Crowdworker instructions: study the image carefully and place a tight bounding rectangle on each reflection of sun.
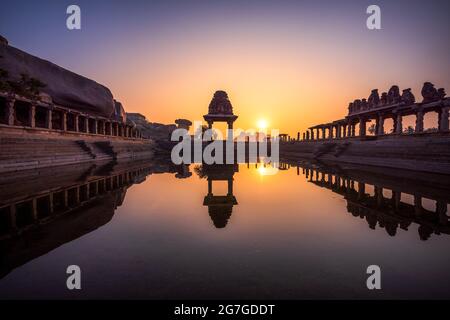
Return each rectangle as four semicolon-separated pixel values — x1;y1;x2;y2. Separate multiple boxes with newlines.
257;119;268;130
257;166;267;176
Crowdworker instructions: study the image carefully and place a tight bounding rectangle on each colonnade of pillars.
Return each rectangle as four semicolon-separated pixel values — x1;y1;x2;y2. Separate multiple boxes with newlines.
0;96;143;139
299;166;449;226
0;167;149;235
300;106;449;141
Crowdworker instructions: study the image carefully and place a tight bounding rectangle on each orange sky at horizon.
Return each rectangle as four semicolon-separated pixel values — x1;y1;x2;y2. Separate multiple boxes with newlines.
7;1;447;137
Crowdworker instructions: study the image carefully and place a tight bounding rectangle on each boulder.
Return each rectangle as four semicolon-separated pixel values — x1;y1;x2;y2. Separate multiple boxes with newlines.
0;37;115;118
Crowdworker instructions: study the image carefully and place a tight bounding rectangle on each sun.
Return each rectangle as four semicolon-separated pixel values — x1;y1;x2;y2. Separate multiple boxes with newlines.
257;119;268;130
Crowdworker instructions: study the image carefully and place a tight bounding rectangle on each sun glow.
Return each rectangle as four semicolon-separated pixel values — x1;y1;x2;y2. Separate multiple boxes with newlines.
257;119;268;130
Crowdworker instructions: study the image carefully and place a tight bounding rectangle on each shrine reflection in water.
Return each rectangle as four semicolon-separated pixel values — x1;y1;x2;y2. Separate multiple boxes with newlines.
0;158;449;299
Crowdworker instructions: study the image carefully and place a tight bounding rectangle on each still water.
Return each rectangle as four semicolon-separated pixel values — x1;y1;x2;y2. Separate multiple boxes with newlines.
0;159;449;299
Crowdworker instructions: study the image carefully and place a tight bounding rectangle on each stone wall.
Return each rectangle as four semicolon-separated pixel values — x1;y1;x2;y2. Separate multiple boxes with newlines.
0;127;155;173
280;133;450;174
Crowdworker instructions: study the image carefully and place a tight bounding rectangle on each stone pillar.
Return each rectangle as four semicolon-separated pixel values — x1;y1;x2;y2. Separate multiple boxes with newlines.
7;98;15;126
84;117;89;133
415;110;424;133
395;113;403;134
310;129;314;140
377;115;384;135
438;107;449;132
93;119;98;134
74;115;79;132
351;124;356;137
336;125;341;138
62;112;67;131
342;125;347;138
302;132;305;140
228;121;234;140
46;108;52;129
321;127;325;140
29;104;36;128
306;131;310;140
359;118;366;137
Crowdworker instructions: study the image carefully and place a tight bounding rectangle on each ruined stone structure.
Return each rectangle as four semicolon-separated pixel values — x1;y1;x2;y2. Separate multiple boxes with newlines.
198;164;238;228
0;36;149;172
280;160;450;241
279;83;450;174
0;159;187;279
300;83;449;140
175;118;193;131
204;91;238;140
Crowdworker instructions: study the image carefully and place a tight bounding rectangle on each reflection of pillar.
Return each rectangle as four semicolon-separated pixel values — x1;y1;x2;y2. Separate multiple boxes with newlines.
31;198;37;220
375;186;383;207
49;193;54;214
414;195;422;216
392;191;401;210
358;182;365;199
207;179;212;195
436;200;448;224
415;110;424;133
10;205;17;229
227;178;233;196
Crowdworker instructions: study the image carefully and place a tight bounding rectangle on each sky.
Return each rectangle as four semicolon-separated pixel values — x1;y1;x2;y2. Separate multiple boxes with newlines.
1;0;449;135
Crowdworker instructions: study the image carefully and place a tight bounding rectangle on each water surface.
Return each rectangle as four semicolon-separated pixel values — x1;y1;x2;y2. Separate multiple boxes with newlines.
0;160;449;299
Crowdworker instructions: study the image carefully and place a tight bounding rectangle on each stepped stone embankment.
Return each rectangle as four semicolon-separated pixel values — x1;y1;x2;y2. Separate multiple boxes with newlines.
0;127;155;173
280;132;450;174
